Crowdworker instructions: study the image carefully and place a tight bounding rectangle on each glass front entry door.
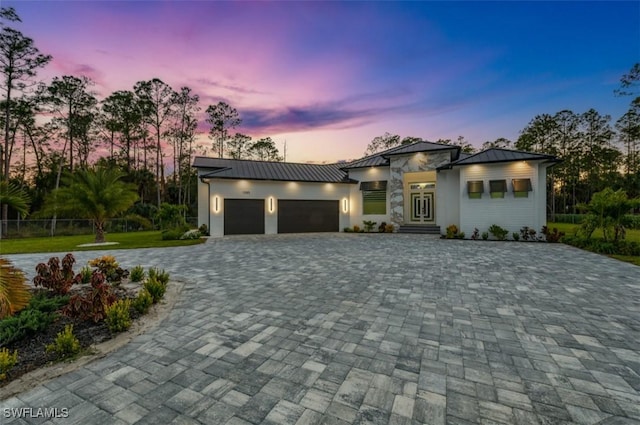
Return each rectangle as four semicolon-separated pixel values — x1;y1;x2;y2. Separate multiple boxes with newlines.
409;182;435;223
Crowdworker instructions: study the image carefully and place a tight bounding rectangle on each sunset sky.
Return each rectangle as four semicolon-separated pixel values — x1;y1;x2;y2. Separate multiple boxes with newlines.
6;1;639;163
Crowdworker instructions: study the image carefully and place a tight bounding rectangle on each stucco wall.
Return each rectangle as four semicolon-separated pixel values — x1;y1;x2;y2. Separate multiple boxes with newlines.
435;169;460;229
199;178;353;237
389;152;451;226
346;167;391;229
458;161;545;237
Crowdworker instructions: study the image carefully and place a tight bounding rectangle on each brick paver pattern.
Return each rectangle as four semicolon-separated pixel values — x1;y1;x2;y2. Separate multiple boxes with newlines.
2;234;640;424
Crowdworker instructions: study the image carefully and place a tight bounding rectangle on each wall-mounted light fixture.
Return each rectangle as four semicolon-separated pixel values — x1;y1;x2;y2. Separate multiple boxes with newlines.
213;196;220;213
268;197;275;213
342;198;349;213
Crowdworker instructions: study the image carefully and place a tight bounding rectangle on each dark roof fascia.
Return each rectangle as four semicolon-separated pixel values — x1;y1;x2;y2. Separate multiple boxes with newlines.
437;155;560;171
202;175;358;184
341;163;389;171
381;145;458;159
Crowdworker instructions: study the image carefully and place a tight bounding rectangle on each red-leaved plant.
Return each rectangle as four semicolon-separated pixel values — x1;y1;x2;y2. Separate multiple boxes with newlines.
33;254;81;295
63;271;116;322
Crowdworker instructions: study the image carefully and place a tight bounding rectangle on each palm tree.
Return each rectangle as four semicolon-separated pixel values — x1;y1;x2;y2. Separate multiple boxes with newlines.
0;257;30;319
42;167;139;243
0;180;30;238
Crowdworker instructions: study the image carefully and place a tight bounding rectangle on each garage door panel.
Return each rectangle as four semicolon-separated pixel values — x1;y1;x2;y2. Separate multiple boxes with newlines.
224;199;265;235
278;200;339;233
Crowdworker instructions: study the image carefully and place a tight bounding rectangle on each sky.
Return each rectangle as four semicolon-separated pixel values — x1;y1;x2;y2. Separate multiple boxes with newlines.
5;1;640;163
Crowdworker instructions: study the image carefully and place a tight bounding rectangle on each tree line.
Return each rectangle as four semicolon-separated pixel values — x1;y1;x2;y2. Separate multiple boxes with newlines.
0;7;283;233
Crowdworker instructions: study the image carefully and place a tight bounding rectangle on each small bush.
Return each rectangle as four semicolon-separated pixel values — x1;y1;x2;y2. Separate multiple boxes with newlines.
488;224;509;241
343;227;352;233
143;277;166;303
512;232;520;241
161;228;185;240
63;272;116;322
180;229;201;240
481;231;489;240
378;222;387;232
445;224;459;239
520;226;537;241
79;266;93;284
362;220;377;232
133;289;153;314
541;226;565;243
353;225;361;233
46;325;81;359
0;348;18;380
105;299;132;333
563;236;640;256
384;224;394;233
89;255;128;283
148;268;170;286
33;253;79;295
198;223;210;236
130;266;145;283
471;228;480;240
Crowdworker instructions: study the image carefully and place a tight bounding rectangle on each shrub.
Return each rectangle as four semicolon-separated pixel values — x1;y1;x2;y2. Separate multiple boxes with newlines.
27;292;69;313
552;214;585;224
0;258;31;319
161;228;186;240
46;325;81;359
133;289;153;314
458;232;465;239
130;266;145;283
384;224;394;233
198;223;210;236
0;348;18;380
362;220;377;232
105;299;132;333
481;231;489;240
445;224;459;239
79;266;93;284
156;203;187;230
63;271;116;322
520;226;537;241
563;236;640;256
541;226;565;243
378;222;387;232
488;224;509;241
343;227;352;233
89;255;128;283
0;309;55;345
512;232;520;241
143;277;166;304
148;268;170;286
471;228;480;240
33;253;79;295
180;229;201;240
353;225;361;233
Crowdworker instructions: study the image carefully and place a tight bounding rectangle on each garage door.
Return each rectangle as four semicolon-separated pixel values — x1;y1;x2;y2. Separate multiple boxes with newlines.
224;199;265;235
278;200;339;233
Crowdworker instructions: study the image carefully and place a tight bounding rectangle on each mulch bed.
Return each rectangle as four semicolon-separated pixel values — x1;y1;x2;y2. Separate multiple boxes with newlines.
1;285;140;387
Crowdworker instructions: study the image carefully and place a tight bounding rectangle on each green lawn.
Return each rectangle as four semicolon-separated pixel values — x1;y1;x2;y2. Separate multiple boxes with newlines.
0;231;205;255
548;222;640;266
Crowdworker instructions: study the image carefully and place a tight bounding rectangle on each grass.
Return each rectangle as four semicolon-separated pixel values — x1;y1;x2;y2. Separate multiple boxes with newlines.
0;231;205;255
548;222;639;266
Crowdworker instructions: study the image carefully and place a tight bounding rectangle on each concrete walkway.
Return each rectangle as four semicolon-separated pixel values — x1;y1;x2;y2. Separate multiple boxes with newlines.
2;234;640;424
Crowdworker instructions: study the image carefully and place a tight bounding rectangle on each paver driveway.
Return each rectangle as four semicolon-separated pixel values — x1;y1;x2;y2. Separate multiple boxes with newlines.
2;234;640;424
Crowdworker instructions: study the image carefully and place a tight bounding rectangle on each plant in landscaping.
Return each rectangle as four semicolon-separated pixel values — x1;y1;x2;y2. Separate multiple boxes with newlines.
46;325;81;359
0;293;68;345
143;277;166;303
0;348;18;380
0;258;31;319
445;224;459;239
353;225;361;233
384;224;394;233
512;232;520;241
105;299;132;333
88;255;128;283
471;228;480;240
33;253;79;295
578;188;640;242
79;266;93;284
378;222;387;232
481;231;489;240
180;229;201;240
541;226;565;243
362;220;377;232
63;271;116;322
343;227;352;233
198;224;210;236
148;268;169;286
488;224;509;241
133;289;153;314
130;266;145;283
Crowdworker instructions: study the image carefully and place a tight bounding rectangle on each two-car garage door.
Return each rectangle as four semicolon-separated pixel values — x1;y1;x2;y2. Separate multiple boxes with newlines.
223;199;339;235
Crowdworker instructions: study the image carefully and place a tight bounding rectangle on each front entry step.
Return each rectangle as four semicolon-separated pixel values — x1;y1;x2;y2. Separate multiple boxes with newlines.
397;224;441;235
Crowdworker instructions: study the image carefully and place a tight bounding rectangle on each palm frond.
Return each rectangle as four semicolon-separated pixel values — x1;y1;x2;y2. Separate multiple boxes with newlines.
0;257;31;319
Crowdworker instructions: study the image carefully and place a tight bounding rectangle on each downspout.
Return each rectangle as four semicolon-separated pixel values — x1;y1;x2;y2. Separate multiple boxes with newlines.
200;177;211;235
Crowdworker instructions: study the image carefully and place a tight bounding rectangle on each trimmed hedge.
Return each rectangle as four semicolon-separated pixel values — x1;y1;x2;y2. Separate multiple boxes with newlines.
563;236;640;256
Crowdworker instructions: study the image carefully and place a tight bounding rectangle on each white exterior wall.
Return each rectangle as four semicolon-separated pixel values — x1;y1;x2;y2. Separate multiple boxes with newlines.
458;161;545;237
201;178;352;237
197;176;210;232
435;169;460;230
346;167;391;229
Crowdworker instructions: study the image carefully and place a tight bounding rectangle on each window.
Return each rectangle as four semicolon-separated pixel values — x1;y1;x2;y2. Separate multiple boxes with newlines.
512;179;532;198
360;181;387;215
467;180;484;199
489;180;507;198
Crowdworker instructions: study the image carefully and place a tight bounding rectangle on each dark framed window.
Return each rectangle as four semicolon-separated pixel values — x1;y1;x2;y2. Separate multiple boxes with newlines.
512;179;532;198
489;180;507;198
362;191;386;214
467;180;484;199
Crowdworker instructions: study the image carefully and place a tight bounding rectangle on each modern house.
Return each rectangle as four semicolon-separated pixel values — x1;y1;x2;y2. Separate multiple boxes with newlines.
194;141;559;237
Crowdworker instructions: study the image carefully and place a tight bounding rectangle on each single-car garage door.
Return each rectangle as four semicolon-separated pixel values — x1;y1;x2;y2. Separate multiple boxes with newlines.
278;200;339;233
224;199;265;235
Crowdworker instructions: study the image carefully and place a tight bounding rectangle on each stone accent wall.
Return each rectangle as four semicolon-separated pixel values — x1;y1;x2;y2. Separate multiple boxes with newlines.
389;152;452;227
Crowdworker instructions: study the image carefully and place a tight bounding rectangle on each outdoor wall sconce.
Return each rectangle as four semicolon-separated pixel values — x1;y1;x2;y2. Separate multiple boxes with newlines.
268;197;275;213
213;196;220;213
342;198;349;213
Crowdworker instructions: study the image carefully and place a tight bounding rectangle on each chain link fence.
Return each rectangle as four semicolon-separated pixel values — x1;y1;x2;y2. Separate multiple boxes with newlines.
1;217;198;239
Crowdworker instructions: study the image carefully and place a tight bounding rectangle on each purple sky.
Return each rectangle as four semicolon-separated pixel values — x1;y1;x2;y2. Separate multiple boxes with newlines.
7;1;640;163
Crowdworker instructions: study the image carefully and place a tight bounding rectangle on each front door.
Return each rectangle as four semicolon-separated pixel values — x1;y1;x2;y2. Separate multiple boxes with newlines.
409;183;435;223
